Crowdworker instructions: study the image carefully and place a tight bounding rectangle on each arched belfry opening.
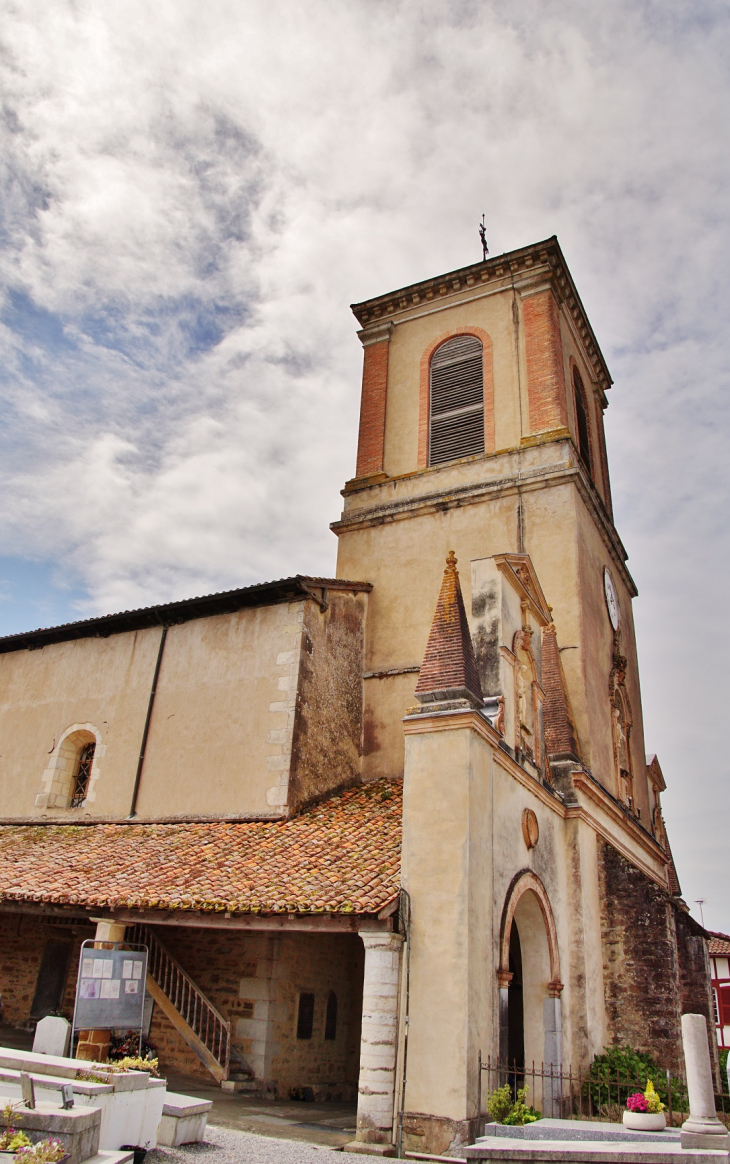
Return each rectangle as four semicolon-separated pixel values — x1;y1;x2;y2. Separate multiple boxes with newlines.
498;871;563;1114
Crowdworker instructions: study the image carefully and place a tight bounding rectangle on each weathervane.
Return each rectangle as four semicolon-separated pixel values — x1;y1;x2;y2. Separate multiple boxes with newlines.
479;214;489;261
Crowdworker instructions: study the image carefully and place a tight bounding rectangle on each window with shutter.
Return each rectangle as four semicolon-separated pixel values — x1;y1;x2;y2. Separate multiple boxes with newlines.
429;335;485;466
719;985;730;1026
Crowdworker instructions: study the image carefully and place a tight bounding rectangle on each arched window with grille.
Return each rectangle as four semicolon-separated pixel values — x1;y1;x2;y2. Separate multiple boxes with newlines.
429;335;485;466
573;368;592;475
70;741;95;808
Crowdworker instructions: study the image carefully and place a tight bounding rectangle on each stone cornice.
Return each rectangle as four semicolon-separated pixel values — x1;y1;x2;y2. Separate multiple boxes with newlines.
333;448;637;597
403;707;564;816
350;236;613;395
568;769;669;884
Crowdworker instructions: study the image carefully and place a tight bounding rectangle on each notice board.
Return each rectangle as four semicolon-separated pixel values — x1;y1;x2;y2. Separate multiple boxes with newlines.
73;942;148;1031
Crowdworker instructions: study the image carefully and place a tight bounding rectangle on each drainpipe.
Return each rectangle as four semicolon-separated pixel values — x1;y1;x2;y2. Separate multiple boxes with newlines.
396;888;412;1158
128;625;168;818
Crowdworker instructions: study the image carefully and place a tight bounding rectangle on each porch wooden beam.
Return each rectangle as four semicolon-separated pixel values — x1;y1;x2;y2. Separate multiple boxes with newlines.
0;900;393;933
113;910;392;933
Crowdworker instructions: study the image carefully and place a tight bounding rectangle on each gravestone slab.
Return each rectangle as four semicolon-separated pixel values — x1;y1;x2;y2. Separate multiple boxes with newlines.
32;1015;71;1058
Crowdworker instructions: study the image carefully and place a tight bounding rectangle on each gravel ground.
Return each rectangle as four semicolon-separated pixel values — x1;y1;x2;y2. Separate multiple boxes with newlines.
147;1123;369;1164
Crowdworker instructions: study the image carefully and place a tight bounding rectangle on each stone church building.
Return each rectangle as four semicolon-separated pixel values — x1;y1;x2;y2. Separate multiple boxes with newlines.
0;237;713;1154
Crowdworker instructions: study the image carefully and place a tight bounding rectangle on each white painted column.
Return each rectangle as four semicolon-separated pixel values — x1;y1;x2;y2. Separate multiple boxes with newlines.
680;1012;729;1150
351;929;403;1151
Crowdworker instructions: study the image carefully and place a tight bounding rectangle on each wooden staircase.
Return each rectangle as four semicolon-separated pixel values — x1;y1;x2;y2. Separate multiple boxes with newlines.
126;923;252;1085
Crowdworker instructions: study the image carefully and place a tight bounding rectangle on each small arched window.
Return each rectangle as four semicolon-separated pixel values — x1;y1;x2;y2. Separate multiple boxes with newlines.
324;991;337;1040
573;368;592;474
70;742;95;808
429;335;484;466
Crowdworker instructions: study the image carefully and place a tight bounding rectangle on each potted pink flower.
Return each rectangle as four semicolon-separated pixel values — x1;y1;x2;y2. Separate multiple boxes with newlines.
623;1079;666;1131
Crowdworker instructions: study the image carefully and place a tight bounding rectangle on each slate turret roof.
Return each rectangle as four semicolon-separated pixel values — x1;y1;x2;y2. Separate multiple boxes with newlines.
415;551;483;707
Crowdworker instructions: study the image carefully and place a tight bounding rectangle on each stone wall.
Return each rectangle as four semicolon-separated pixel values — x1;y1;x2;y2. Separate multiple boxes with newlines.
598;839;713;1074
0;913;90;1027
148;925;364;1096
288;591;367;812
0;914;365;1099
147;1008;211;1081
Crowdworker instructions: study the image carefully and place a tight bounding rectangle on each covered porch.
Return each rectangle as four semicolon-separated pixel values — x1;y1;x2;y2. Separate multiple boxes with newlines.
0;779;405;1153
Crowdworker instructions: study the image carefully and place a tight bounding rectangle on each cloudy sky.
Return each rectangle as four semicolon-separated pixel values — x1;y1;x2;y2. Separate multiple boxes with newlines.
1;1;728;928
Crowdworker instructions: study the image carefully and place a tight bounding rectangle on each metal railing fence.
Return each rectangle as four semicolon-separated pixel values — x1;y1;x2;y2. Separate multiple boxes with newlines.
477;1054;730;1135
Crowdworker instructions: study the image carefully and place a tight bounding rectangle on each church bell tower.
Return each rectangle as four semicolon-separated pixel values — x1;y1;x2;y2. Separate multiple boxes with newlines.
333;236;650;822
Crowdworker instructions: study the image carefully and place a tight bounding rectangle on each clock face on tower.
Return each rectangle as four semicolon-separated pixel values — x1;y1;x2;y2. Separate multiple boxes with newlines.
604;567;620;631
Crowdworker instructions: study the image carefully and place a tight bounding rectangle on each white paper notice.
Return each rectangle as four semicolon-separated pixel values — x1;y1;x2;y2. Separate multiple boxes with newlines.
80;979;99;999
109;979;120;999
81;958;95;978
92;960;104;978
100;980;113;999
124;980;139;995
102;959;113;979
122;960;133;979
132;961;143;980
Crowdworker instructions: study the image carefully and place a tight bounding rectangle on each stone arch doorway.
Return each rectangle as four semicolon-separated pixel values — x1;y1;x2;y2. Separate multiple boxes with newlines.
507;922;525;1083
498;871;563;1113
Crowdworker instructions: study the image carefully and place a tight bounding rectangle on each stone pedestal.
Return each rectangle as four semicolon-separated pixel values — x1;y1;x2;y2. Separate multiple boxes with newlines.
76;918;126;1063
680;1012;730;1151
157;1092;212;1146
0;1102;101;1164
344;929;402;1156
75;1027;111;1061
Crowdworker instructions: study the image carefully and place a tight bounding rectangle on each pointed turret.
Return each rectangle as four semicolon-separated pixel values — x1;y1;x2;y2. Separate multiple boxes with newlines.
415;551;483;708
541;621;581;763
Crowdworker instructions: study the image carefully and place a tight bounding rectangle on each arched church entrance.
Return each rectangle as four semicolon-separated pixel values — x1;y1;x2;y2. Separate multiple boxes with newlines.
498;871;563;1115
507;924;525;1083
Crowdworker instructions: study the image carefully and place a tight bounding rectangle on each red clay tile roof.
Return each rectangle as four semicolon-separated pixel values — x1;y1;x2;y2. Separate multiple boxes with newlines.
0;781;402;916
709;932;730;956
415;551;483;705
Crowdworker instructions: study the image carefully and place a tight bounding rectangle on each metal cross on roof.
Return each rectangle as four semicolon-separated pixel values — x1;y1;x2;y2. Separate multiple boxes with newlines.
479;214;489;261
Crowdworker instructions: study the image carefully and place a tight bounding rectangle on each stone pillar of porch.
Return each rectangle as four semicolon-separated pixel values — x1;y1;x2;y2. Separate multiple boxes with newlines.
345;929;403;1156
76;918;126;1063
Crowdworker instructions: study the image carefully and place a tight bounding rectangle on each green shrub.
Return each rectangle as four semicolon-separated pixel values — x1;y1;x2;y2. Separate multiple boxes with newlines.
486;1084;540;1126
585;1046;686;1113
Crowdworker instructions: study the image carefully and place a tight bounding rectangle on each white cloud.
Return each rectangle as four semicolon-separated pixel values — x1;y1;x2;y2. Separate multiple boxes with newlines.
0;0;729;924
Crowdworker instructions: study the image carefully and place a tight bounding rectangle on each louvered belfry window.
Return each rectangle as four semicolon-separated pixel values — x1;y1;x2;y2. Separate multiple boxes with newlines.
429;335;485;466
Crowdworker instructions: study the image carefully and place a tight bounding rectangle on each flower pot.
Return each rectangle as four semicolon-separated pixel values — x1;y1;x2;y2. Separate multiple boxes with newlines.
121;1148;147;1164
623;1111;666;1131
